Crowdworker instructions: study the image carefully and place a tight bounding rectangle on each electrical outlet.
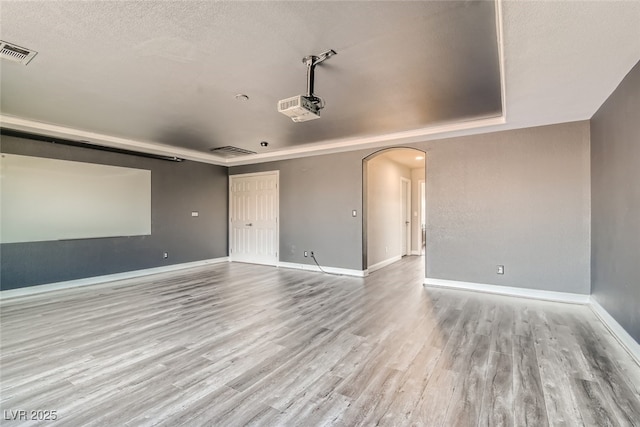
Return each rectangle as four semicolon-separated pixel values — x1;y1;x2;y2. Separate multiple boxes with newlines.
304;251;308;257
163;252;169;259
497;265;504;275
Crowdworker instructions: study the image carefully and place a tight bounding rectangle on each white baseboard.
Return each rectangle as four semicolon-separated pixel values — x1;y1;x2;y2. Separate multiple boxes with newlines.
277;261;367;277
411;250;422;256
423;278;590;305
367;255;402;274
589;298;640;366
422;277;639;366
0;257;229;300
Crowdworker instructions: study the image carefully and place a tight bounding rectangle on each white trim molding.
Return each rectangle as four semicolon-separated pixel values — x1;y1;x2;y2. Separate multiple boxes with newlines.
0;113;507;167
589;299;640;366
367;255;402;274
422;277;639;366
0;114;228;166
423;278;590;305
278;262;367;277
0;257;229;300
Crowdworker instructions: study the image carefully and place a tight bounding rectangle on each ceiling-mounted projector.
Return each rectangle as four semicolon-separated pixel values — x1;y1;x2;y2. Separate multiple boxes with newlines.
278;95;321;122
278;49;336;122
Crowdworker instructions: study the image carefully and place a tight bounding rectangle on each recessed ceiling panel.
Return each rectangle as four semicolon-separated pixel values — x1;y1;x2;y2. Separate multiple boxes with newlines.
0;1;502;154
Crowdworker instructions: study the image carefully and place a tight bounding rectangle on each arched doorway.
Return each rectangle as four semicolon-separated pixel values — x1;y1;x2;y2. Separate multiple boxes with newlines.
363;147;426;273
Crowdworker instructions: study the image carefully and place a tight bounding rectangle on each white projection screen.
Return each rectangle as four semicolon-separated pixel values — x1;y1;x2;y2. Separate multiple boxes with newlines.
1;153;151;243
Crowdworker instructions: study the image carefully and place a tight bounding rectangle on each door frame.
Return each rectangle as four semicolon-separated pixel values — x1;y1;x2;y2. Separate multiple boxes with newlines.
401;176;411;256
417;179;425;255
362;147;426;270
228;170;280;265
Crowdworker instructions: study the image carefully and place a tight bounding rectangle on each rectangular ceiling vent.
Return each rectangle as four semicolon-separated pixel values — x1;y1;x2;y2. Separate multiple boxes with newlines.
209;146;257;158
0;41;37;65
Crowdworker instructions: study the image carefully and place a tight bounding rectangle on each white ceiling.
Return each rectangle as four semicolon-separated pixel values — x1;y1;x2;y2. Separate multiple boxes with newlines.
1;1;639;166
378;148;426;170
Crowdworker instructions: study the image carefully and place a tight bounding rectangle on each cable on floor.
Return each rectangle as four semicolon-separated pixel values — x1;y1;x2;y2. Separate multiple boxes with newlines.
310;253;343;276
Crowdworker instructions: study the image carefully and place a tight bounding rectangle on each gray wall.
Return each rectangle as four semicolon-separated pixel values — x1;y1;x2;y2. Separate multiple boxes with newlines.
2;121;592;293
591;60;640;342
424;121;591;294
0;135;228;290
232;122;591;295
230;151;364;270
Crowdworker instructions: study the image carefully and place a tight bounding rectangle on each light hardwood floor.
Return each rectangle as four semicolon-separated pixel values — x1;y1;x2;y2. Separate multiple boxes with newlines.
1;257;639;426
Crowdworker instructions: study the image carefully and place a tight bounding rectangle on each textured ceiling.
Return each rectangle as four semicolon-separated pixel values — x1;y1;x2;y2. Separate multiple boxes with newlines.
0;1;501;157
1;1;639;166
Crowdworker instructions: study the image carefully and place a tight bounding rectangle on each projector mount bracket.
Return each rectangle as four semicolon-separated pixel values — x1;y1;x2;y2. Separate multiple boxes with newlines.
302;49;336;109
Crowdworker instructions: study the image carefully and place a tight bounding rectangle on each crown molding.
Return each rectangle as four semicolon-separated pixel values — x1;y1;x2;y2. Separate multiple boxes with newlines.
0;114;229;166
1;113;506;166
225;115;506;166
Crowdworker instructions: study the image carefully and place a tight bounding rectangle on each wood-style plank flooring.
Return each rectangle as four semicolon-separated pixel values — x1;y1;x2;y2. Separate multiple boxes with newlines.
1;257;639;426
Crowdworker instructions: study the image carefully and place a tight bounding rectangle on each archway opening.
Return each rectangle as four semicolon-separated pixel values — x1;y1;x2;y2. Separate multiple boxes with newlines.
363;147;426;273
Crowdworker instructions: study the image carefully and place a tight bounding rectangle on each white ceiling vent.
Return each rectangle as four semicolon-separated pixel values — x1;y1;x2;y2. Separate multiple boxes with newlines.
0;41;37;65
209;146;257;158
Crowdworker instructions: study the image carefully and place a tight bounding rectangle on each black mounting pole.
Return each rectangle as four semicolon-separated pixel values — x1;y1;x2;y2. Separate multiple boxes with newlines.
304;55;318;100
301;50;336;104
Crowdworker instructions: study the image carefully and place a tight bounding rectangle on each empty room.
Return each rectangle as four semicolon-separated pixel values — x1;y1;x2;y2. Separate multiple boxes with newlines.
1;1;639;425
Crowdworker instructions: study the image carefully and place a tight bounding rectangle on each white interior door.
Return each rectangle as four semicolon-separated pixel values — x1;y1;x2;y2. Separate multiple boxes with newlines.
401;177;411;256
229;171;279;265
